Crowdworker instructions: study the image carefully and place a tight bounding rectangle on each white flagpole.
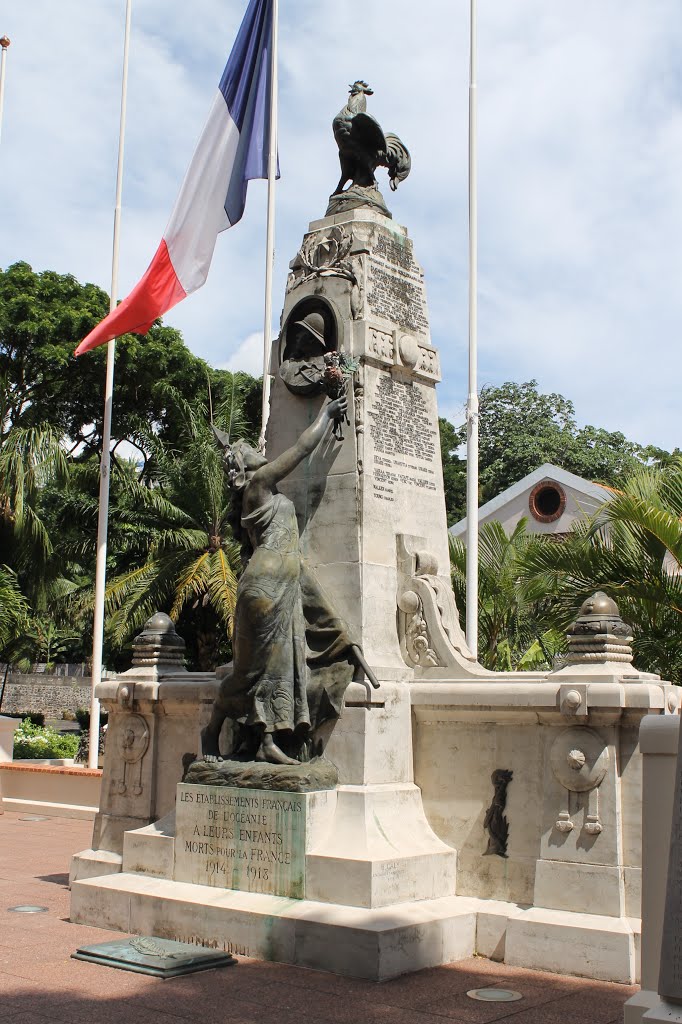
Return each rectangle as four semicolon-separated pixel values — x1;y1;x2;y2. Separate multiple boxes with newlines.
465;0;479;657
258;0;278;451
88;0;132;768
0;36;10;146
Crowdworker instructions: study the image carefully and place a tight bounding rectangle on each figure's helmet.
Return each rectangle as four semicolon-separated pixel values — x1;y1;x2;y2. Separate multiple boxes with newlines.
294;311;326;351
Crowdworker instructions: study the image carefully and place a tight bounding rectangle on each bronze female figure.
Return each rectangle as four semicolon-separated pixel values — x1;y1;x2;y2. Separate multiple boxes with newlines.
202;395;378;767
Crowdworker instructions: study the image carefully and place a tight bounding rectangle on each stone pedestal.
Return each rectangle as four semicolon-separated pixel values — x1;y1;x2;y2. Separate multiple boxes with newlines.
626;715;681;1021
70;678;472;980
308;682;455;908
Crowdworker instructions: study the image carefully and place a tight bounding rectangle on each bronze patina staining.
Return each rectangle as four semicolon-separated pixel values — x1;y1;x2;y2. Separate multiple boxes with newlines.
326;80;411;218
483;769;513;858
203;398;378;770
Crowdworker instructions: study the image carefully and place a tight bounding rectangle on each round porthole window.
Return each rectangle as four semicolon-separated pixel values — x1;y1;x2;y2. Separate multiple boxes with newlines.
529;481;566;523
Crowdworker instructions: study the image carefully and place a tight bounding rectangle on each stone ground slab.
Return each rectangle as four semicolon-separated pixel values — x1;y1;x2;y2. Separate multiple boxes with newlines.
0;811;637;1022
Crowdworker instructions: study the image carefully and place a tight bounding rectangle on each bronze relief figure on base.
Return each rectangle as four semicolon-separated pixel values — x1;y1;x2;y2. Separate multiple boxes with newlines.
200;395;378;774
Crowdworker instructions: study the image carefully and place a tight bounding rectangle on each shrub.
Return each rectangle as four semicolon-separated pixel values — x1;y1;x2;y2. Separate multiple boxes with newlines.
23;712;46;727
12;720;80;760
75;706;108;731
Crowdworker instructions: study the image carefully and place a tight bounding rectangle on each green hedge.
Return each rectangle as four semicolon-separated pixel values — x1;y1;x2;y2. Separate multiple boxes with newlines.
12;720;80;760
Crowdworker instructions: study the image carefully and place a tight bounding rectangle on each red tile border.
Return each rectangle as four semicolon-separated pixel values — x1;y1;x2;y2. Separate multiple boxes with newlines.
0;763;101;778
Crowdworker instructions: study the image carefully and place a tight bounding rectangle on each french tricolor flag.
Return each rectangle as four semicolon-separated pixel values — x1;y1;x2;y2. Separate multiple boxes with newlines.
76;0;276;356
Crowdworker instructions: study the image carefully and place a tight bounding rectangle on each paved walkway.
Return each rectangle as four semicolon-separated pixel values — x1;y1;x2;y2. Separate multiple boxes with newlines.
0;811;636;1023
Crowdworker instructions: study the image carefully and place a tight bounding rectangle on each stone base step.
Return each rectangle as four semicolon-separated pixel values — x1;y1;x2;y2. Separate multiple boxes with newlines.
70;871;639;983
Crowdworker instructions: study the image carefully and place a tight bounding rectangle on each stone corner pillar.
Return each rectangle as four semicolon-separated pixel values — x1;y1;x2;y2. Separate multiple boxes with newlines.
0;715;19;814
70;612;219;883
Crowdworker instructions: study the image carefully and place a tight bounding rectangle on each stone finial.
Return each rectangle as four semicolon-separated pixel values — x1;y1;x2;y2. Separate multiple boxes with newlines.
131;612;186;669
565;591;633;666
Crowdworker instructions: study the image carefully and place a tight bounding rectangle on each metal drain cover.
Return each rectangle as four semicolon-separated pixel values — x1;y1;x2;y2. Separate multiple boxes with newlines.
467;988;523;1002
20;816;50;821
8;905;49;913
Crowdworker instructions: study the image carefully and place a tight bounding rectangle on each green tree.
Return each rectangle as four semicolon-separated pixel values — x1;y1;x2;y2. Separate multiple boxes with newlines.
0;566;29;657
452;380;651;507
102;386;252;670
0;262;261;457
450;519;567;671
439;417;467;525
0;425;69;585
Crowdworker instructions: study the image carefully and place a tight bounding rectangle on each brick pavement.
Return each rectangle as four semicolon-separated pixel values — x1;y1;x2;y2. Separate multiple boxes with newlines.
0;811;636;1023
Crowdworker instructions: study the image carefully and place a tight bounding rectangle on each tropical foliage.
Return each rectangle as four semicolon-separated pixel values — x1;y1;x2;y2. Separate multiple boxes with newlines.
0;566;29;657
0;262;261;673
521;460;682;682
450;520;568;672
103;385;249;669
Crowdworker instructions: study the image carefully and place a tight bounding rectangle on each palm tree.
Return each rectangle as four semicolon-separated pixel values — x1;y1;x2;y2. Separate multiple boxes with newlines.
520;459;682;681
102;384;248;670
0;424;68;579
450;519;567;671
0;565;29;657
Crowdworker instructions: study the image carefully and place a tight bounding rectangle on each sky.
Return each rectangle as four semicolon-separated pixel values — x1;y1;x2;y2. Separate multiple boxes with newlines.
1;0;681;450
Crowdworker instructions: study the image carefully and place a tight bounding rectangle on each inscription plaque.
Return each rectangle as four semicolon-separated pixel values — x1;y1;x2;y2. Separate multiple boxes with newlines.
367;234;429;335
367;375;438;504
174;784;306;898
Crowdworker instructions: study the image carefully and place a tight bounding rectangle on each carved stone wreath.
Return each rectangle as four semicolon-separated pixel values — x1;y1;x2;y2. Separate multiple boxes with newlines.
288;226;364;318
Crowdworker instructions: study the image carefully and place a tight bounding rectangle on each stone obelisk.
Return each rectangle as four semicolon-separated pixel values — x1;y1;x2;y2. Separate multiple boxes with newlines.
265;81;476;679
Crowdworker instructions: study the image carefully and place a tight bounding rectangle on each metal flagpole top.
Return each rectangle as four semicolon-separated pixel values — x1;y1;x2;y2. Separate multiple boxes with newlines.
0;37;10;49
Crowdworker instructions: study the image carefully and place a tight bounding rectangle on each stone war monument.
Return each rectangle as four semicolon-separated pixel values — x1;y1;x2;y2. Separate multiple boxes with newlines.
71;83;679;984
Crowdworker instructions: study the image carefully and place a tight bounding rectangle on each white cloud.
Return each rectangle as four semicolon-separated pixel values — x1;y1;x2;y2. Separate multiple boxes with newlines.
220;331;265;378
1;0;681;450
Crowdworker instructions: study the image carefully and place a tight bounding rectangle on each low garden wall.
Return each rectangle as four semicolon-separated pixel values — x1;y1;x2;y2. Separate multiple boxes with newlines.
0;673;91;717
0;762;101;819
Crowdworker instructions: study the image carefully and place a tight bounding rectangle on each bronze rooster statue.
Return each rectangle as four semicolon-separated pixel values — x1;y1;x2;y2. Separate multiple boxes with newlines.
327;81;411;217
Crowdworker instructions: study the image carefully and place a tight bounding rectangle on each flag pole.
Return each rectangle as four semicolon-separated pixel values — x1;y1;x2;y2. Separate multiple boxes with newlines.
258;0;278;451
88;0;132;768
0;36;10;146
465;0;479;657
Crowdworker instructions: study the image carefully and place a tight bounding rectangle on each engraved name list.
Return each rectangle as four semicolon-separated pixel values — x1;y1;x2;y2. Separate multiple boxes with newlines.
367;375;438;504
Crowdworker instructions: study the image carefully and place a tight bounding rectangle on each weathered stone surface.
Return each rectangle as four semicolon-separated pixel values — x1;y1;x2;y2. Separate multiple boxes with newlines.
183;756;338;792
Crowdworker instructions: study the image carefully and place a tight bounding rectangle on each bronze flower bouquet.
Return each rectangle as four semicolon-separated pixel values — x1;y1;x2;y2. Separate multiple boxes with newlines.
322;351;358;439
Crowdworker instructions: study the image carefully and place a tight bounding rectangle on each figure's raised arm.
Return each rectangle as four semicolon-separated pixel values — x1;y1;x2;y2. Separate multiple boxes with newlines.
251;396;347;493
